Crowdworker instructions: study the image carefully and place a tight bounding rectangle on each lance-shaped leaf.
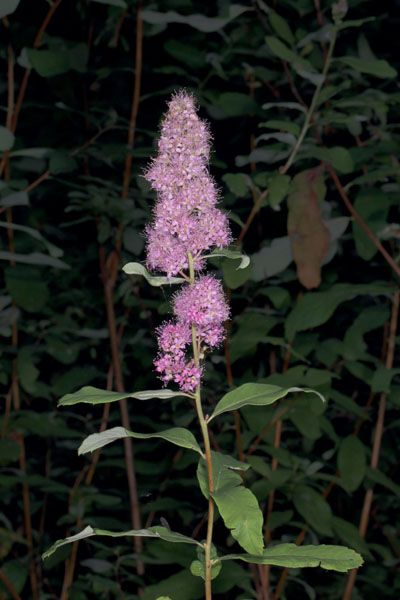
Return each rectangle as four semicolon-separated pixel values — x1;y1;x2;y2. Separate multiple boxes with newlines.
78;426;203;456
43;524;201;560
197;453;263;555
203;248;250;269
208;383;324;422
58;385;191;407
123;262;185;286
220;543;363;572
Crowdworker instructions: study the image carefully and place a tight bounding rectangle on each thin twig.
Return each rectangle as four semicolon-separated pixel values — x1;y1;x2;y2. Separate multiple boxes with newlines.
327;165;400;279
280;31;337;175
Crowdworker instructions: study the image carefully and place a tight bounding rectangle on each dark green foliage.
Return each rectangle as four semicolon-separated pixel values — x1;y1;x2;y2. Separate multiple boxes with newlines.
1;0;399;598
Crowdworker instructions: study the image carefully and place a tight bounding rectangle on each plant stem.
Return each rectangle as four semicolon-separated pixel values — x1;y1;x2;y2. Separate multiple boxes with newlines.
188;252;215;600
280;29;337;175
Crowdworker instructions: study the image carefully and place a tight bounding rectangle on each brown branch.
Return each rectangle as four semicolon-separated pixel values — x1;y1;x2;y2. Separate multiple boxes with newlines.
121;0;143;201
0;570;22;600
10;0;63;133
110;8;128;48
327;165;400;279
342;290;400;600
235;189;269;250
99;246;144;577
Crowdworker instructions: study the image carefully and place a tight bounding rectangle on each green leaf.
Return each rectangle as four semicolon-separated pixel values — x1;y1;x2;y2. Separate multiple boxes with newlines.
197;452;263;554
213;485;264;555
299;146;353;174
49;152;77;174
58;386;191;406
259;120;301;136
208;383;324;422
266;36;314;72
5;266;49;313
332;517;371;557
0;126;15;151
371;365;400;393
262;101;306;114
222;258;252;289
197;452;250;499
229;313;279;364
221;543;363;571
268;9;295;45
285;283;394;339
267;173;291;208
0;559;28;597
26;49;70;77
222;173;249;197
204;248;250;270
352;190;390;260
122;262;185;286
0;251;69;269
366;467;400;498
164;40;206;70
141;5;250;33
293;485;333;536
0;191;29;207
337;436;366;492
78;426;203;456
250;236;293;281
0;0;20;18
90;0;127;7
214;92;258;118
338;56;397;78
26;44;88;78
43;524;200;560
0;439;20;466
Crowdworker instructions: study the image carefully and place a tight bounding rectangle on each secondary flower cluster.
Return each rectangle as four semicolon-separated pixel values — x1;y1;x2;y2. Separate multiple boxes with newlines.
144;90;231;278
145;91;231;392
154;276;229;392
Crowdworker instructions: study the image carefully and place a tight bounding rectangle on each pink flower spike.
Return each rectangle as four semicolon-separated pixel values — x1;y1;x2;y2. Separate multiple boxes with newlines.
173;276;229;329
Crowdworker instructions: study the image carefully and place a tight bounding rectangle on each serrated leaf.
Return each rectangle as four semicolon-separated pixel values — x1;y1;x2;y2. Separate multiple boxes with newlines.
122;262;184;286
43;524;200;560
58;386;191;406
78;426;203;455
221;544;363;571
208;383;324;422
337;436;366;492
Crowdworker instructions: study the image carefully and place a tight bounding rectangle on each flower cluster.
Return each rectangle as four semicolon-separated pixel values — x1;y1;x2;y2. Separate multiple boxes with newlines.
144;90;231;277
145;91;231;392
